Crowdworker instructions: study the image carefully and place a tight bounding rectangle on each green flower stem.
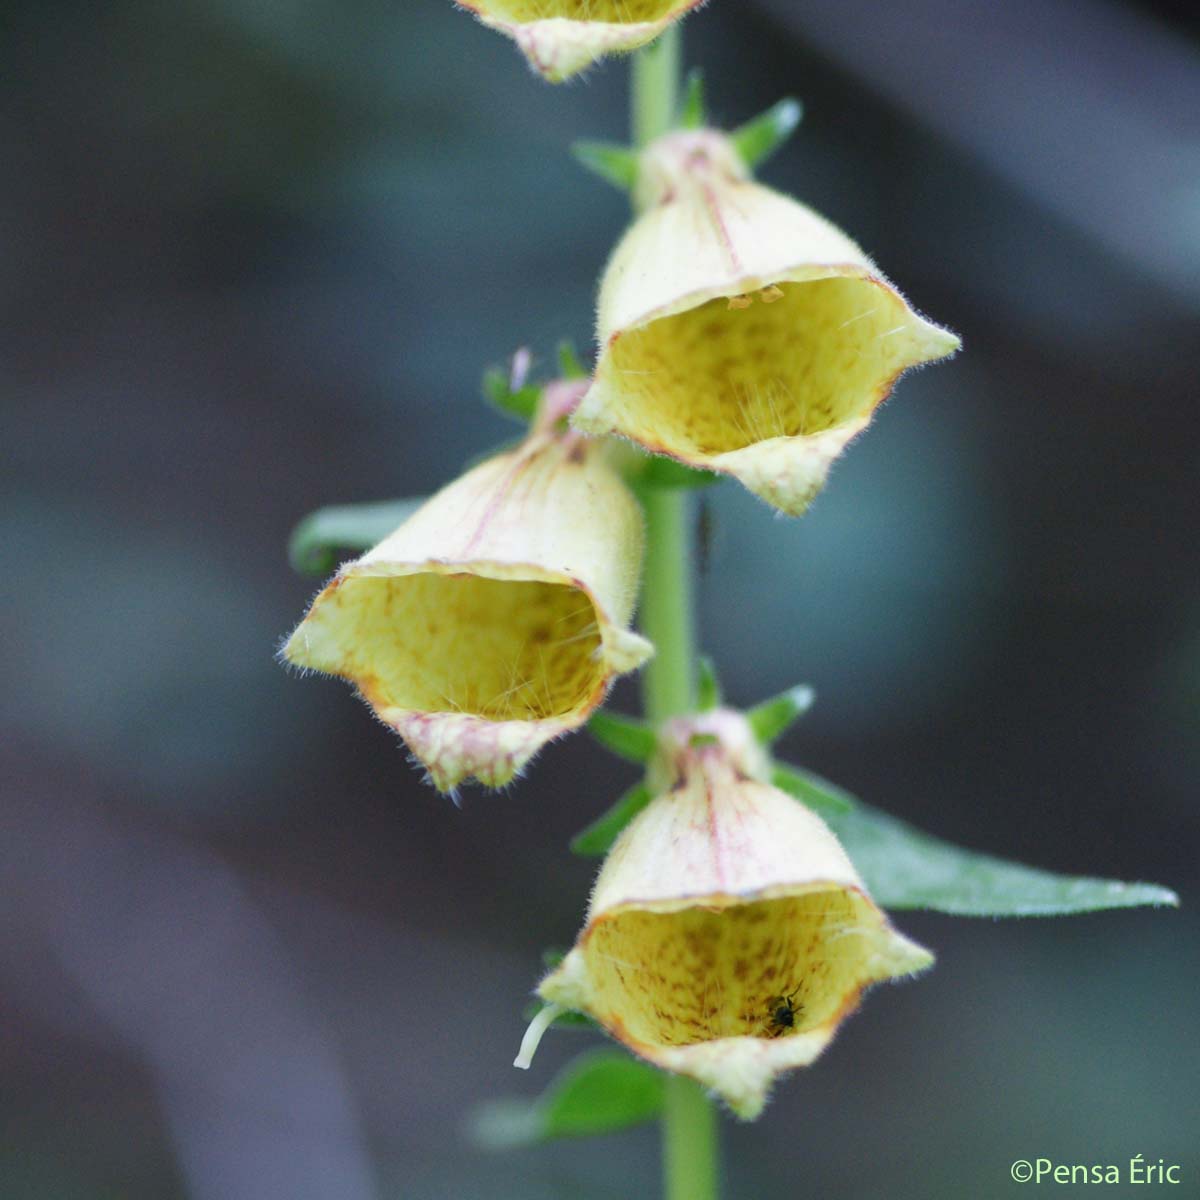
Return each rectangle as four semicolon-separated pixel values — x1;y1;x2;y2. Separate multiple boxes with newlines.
632;23;681;147
640;486;696;721
663;1074;719;1200
631;34;718;1200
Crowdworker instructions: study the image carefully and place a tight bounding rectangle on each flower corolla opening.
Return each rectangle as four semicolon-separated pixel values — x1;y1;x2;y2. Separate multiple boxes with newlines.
283;382;651;792
575;129;961;515
533;708;933;1117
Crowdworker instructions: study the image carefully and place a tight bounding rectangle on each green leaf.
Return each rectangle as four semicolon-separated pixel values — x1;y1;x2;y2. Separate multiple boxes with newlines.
287;499;423;576
570;782;652;857
731;98;803;171
572;141;639;192
747;684;815;743
469;1050;664;1150
588;710;656;763
697;656;722;710
824;798;1180;917
772;763;854;817
482;365;541;423
557;339;588;380
679;68;706;129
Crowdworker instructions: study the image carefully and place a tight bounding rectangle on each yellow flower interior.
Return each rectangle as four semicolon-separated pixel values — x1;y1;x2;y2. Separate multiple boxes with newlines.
584;891;880;1046
607;279;920;456
483;0;675;22
324;574;603;721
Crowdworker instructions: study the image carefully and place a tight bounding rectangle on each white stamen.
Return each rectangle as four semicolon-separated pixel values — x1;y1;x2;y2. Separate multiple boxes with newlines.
513;1002;564;1070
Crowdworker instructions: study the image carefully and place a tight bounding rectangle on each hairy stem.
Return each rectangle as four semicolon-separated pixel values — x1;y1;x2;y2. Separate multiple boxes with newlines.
662;1074;719;1200
640;486;696;720
632;29;719;1200
632;23;681;147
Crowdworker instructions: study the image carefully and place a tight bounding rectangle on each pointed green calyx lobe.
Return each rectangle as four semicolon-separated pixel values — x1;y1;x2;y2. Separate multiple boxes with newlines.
482;365;541;423
731;98;803;171
572;141;639;192
747;684;816;743
571;782;653;857
556;339;587;380
772;763;855;817
679;68;706;129
696;656;722;710
587;710;656;763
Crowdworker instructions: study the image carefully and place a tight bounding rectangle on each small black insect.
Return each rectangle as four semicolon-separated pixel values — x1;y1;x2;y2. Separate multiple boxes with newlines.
766;988;803;1037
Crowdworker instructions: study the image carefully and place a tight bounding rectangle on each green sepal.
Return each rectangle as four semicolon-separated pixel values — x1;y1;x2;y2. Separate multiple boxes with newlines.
731;98;803;171
824;796;1180;917
557;339;588;379
696;656;722;711
482;365;541;423
679;68;706;129
570;782;652;857
287;498;424;576
468;1049;665;1150
588;710;656;763
772;763;855;817
572;140;639;192
747;684;815;743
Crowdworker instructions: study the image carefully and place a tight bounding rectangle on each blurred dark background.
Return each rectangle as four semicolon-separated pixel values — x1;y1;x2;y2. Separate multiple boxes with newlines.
2;1;1198;1197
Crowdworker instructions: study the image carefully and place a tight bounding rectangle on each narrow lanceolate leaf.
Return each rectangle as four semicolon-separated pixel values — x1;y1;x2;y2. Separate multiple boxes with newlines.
772;763;855;817
731;98;804;171
570;782;652;857
588;710;656;763
679;68;706;129
288;499;424;576
482;365;541;423
696;656;722;711
468;1050;664;1150
571;141;639;192
747;684;815;744
825;799;1180;917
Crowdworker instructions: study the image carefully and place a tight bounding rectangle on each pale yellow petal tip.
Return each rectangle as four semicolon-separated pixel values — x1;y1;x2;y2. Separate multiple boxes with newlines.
384;709;572;793
655;1034;832;1119
513;18;665;82
462;2;704;82
603;625;655;675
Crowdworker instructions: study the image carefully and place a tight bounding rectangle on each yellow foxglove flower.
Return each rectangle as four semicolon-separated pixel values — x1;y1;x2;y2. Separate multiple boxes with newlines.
455;0;704;83
530;709;932;1118
283;382;652;793
573;129;961;515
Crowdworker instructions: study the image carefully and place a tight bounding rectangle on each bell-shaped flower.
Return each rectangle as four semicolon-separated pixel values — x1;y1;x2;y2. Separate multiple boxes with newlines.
282;381;652;793
456;0;704;83
573;129;961;515
530;709;932;1118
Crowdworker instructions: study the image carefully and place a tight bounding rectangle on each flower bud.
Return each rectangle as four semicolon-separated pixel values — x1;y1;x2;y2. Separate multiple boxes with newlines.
283;382;652;793
573;129;961;515
456;0;704;83
533;709;933;1118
